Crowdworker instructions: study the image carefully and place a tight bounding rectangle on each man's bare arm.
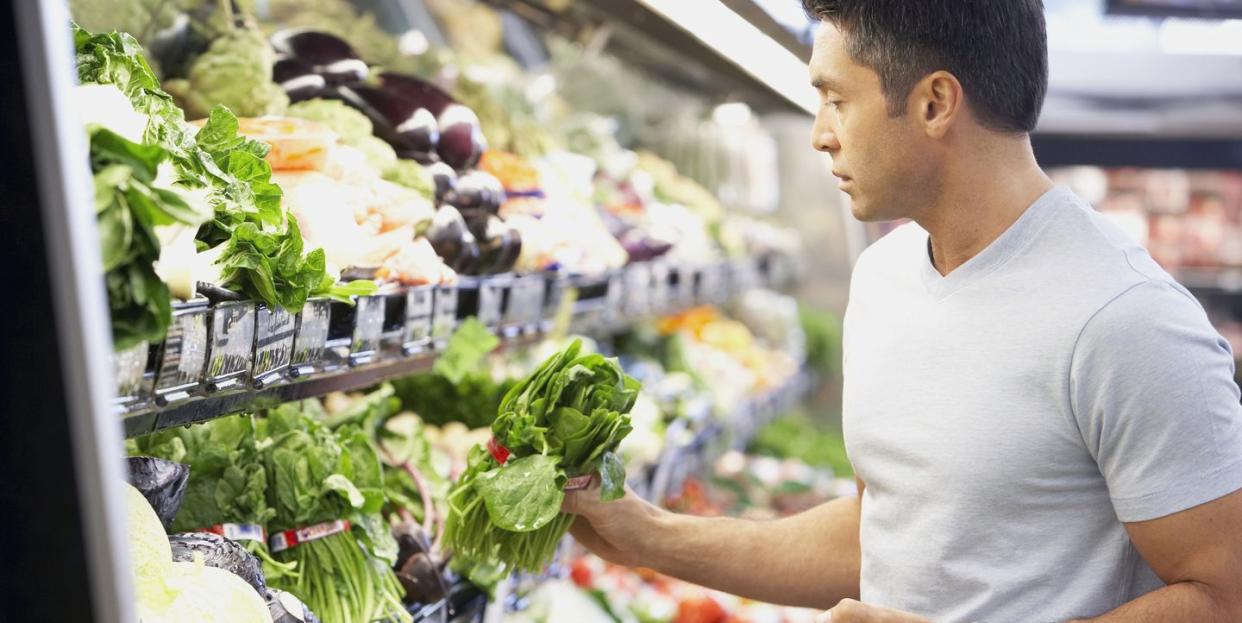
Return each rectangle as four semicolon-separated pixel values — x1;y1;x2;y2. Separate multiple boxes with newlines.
563;479;865;610
1070;488;1242;623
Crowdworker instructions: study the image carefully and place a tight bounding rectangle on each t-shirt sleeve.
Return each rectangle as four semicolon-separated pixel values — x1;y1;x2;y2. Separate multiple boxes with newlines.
1070;279;1242;523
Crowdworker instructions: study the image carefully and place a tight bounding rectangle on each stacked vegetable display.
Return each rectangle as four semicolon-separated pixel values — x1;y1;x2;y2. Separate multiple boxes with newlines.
444;339;640;572
74;25;375;349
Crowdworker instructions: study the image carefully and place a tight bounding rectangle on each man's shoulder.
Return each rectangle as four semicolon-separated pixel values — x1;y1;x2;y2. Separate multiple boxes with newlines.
1019;189;1183;302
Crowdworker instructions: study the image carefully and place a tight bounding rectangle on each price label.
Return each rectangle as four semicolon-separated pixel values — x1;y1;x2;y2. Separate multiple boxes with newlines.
476;277;507;330
403;285;434;352
505;276;544;335
604;270;625;329
624;263;651;316
205;302;256;392
154;305;209;401
649;263;671;316
432;286;458;345
732;257;760;294
350;295;386;365
252;305;296;387
112;340;152;405
292;298;331;373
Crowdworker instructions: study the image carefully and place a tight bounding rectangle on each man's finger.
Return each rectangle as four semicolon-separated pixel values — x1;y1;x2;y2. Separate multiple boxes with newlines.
562;489;581;514
815;611;833;623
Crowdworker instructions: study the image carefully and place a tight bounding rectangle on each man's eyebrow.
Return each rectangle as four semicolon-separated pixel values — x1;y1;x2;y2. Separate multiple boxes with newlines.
811;75;842;91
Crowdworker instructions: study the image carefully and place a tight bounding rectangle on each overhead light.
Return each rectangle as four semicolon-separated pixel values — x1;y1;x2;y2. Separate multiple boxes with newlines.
634;0;818;115
1158;18;1242;56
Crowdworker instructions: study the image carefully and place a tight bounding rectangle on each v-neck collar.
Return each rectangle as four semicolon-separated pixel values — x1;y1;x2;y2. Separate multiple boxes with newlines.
919;186;1070;300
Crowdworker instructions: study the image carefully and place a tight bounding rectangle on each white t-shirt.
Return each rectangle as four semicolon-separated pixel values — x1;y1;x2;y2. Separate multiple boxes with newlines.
843;186;1242;622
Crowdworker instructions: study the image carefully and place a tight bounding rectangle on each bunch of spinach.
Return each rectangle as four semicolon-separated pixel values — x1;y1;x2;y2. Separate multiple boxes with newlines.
444;339;640;572
261;402;410;623
128;414;295;581
91;127;211;350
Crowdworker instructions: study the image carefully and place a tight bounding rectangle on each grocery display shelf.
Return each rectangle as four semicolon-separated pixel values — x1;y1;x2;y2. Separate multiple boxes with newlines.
117;252;799;439
647;370;813;504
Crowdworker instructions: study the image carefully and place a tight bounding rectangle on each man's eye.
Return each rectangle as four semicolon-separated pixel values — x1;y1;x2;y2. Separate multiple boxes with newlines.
826;100;843;110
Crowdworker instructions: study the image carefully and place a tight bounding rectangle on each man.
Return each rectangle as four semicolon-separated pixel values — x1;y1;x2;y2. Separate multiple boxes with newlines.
562;1;1242;621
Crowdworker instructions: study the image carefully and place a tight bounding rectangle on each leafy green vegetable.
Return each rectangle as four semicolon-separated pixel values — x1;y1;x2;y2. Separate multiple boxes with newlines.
381;159;435;200
444;339;640;572
130;414;295;582
474;454;563;532
433;318;500;384
90;127;209;350
261;402;410;623
749;409;852;477
287;99;374;142
163;28;289;120
391;319;513;429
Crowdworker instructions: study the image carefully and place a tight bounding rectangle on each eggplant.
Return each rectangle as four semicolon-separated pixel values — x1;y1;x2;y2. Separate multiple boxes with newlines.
425;206;479;273
378;72;456;117
125;457;189;531
425;161;458;205
393;523;448;606
448;171;505;214
461;210;521;275
266;588;321;623
496;223;523;273
270;30;368;86
334;85;439;162
168;532;267;595
272;57;329;102
436;104;487;170
620;230;674;262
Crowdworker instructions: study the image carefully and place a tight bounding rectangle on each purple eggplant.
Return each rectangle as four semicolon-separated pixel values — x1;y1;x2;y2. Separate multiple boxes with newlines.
270;30;368;86
446;171;503;213
378;72;456;117
272;58;328;102
425;161;458;205
332;85;439;162
425;206;479;273
461;210;521;275
436;104;487;170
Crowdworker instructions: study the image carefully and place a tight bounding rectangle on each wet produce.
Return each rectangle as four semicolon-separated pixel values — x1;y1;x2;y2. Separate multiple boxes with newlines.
444;340;640;572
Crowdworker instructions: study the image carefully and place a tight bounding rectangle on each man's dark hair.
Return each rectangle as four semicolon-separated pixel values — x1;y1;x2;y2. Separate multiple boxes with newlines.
803;0;1048;134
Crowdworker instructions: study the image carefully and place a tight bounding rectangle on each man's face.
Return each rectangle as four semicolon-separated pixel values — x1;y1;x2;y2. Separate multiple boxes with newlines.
809;23;937;222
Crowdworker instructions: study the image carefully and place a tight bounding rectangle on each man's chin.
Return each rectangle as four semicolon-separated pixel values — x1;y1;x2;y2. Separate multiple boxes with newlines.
849;201;881;223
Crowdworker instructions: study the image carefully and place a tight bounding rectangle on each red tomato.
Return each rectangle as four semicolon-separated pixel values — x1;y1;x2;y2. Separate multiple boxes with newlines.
570;559;593;588
675;596;728;623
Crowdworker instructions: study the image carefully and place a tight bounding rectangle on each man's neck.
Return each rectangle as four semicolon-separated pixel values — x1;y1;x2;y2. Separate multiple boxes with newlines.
916;136;1053;276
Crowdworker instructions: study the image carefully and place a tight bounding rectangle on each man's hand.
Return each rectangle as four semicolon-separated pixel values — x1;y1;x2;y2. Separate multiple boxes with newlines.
561;477;666;568
817;599;933;623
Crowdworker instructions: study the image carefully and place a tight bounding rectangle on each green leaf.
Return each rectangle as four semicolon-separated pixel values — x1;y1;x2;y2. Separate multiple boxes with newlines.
433;318;501;384
324;474;366;509
474;454;564;533
598;452;626;502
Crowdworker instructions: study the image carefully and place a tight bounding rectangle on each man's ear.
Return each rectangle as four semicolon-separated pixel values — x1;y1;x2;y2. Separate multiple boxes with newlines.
909;70;964;139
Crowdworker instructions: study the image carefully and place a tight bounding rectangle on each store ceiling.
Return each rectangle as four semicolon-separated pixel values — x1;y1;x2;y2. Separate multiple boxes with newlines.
1040;0;1242;138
